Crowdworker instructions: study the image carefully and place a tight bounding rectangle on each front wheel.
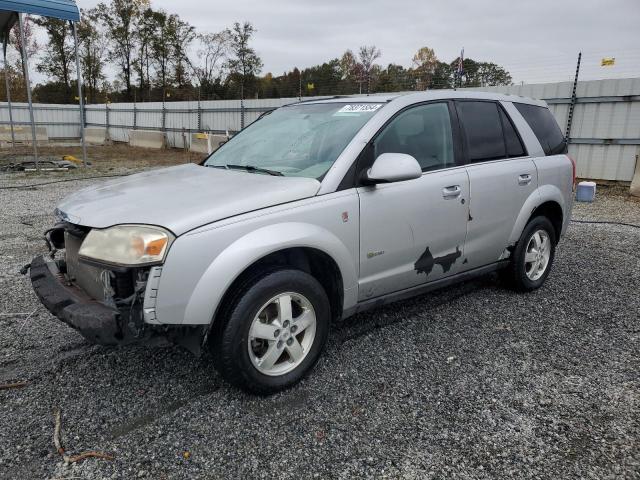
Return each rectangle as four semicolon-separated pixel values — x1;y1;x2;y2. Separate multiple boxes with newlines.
502;216;557;292
210;269;330;395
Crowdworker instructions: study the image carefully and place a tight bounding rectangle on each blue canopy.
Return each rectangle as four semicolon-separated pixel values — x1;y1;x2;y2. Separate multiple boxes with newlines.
0;0;80;38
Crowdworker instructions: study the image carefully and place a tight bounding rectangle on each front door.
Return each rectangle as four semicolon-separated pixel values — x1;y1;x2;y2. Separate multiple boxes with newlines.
357;102;469;301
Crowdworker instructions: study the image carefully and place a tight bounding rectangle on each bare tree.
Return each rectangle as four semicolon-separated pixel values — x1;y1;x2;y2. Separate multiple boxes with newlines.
358;45;381;94
192;31;230;91
9;15;39;78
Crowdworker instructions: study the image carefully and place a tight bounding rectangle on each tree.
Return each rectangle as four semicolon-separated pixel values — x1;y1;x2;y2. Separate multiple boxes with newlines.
34;17;73;95
96;0;148;97
169;16;196;88
77;9;107;103
147;10;172;90
9;15;39;79
135;7;158;98
412;47;438;90
193;30;230;93
227;21;263;100
450;58;512;87
358;45;381;94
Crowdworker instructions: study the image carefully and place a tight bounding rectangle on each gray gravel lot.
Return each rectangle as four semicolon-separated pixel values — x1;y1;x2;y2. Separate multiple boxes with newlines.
0;172;638;479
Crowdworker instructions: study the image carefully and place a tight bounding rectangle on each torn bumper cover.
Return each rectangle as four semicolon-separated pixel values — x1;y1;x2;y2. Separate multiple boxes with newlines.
29;255;125;345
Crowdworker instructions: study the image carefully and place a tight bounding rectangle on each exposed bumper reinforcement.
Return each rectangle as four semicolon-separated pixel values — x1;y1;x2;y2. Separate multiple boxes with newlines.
29;255;124;345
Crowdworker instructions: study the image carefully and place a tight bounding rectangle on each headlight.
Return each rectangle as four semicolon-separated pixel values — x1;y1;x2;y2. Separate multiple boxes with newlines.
78;225;174;266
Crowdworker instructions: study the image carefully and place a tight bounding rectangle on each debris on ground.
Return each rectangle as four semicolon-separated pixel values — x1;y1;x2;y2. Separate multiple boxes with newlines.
53;409;115;464
0;381;28;390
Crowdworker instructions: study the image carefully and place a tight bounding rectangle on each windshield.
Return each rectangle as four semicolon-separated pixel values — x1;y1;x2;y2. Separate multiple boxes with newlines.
204;102;384;179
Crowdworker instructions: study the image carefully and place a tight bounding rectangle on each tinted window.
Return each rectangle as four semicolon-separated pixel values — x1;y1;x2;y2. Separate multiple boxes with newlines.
499;107;526;157
457;101;506;162
514;103;566;155
374;102;455;171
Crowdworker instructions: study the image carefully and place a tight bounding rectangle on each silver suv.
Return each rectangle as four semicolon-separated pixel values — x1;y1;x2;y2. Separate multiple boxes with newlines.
30;91;574;394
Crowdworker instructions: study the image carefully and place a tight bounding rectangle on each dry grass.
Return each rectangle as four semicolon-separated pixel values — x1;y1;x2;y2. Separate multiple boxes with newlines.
0;143;204;176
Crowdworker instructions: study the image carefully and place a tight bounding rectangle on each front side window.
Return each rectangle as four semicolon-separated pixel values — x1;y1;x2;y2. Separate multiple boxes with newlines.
374;102;455;172
456;101;506;162
204;102;383;179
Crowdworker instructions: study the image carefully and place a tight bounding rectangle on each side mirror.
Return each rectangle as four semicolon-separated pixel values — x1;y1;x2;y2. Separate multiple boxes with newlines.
364;153;422;184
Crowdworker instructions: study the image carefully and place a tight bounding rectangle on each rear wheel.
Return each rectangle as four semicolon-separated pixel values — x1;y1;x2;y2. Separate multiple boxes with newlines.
210;269;330;395
502;216;556;291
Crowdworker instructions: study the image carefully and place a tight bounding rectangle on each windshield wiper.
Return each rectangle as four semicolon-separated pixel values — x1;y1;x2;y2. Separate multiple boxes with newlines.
223;164;284;176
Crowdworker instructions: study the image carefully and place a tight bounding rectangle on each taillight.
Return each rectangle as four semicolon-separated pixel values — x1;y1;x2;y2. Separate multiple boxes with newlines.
567;155;577;187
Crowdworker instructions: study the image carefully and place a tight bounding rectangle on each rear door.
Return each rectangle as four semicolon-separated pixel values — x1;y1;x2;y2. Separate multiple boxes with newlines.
455;100;538;270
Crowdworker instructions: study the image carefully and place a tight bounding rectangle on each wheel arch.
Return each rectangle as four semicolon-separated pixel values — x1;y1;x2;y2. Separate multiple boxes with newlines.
508;185;566;246
182;222;357;328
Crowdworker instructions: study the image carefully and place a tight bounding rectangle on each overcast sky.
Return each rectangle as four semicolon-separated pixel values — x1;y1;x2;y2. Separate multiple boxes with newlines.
45;0;640;84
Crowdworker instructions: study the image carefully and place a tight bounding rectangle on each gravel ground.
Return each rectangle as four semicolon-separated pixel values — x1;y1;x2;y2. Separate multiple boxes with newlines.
0;171;638;480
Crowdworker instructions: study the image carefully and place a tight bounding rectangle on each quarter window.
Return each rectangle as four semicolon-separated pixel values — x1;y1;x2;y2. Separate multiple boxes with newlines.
514;103;567;155
499;107;526;157
374;103;455;172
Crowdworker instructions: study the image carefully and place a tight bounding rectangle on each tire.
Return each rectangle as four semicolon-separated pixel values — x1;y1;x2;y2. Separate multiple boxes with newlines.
210;268;330;395
502;216;557;292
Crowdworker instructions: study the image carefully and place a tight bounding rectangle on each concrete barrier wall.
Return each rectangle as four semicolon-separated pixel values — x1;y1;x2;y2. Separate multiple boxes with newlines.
189;133;227;154
84;127;108;145
630;158;640;197
128;129;166;149
0;125;48;143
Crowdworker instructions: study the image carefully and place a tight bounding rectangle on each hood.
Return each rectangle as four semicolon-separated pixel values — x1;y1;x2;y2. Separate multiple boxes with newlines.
57;164;321;235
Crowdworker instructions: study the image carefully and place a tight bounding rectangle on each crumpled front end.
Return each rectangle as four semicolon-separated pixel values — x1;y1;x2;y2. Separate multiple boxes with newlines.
29;222;202;350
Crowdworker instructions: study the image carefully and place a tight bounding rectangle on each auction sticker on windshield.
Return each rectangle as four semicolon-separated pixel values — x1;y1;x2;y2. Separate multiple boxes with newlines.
335;104;383;115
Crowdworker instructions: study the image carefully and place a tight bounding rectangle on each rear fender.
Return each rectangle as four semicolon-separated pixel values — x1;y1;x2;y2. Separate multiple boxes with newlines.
508;185;566;245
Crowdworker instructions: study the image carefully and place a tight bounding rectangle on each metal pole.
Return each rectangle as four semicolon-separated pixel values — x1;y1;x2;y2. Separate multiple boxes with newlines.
240;81;245;130
105;103;110;141
197;86;202;131
18;13;38;168
565;51;582;142
72;22;87;167
3;34;16;148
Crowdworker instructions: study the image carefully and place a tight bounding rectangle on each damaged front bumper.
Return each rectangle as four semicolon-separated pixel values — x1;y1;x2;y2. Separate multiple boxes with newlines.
30;254;205;354
29;255;130;345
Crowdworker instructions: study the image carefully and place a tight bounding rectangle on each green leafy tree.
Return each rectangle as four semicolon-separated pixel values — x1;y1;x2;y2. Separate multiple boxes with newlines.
412;47;438;90
226;21;263;100
77;8;107;103
96;0;149;98
34;17;73;96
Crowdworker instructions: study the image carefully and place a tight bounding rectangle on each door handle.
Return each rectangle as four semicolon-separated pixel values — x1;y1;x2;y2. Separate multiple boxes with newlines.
442;185;461;199
518;174;532;186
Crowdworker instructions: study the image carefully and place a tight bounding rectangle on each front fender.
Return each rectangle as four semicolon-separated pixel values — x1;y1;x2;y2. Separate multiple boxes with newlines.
508;184;566;245
182;222;358;325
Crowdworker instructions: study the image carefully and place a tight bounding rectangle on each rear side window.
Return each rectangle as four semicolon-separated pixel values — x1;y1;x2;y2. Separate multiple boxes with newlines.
499;107;526;157
514;103;567;155
456;101;506;162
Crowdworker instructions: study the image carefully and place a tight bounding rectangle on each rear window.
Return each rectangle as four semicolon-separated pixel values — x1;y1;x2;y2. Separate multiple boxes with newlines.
514;103;567;155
